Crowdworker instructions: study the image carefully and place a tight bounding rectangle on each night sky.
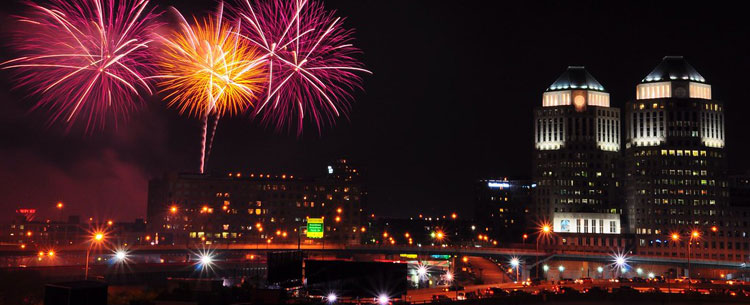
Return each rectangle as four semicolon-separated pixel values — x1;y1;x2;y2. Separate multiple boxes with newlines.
1;1;750;222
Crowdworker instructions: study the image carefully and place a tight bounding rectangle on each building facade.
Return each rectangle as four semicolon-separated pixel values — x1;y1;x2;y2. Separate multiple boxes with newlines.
622;57;747;261
532;66;622;226
146;159;365;245
474;179;533;242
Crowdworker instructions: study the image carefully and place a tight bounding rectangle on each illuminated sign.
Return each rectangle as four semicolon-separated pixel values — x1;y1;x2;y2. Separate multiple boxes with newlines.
327;166;334;174
430;254;451;260
399;254;418;259
487;182;510;188
307;218;324;239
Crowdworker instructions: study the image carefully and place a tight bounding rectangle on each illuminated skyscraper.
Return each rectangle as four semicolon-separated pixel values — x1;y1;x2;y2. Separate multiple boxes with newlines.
624;56;729;235
531;66;622;228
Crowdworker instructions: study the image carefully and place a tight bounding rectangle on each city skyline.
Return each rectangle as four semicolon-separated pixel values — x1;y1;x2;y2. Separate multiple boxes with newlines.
3;1;750;222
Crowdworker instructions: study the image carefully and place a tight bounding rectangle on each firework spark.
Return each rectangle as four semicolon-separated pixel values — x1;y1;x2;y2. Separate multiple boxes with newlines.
1;0;159;131
154;3;267;173
235;0;370;134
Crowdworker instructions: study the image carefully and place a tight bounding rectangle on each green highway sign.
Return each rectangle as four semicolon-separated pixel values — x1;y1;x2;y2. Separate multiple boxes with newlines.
307;218;324;238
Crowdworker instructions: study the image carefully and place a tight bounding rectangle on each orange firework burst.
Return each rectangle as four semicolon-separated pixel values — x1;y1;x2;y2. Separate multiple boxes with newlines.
155;5;266;118
154;4;266;173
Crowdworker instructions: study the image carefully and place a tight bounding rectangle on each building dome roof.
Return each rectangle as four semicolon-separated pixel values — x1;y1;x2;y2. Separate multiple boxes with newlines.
546;66;606;92
641;56;706;83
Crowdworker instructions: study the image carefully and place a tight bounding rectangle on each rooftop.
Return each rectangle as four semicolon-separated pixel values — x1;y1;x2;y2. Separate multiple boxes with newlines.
642;56;706;83
546;66;606;92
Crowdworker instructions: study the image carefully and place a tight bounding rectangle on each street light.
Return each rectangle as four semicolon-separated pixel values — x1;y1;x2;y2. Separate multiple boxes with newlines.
377;294;389;305
688;230;700;288
612;252;628;279
85;231;106;280
326;292;337;303
536;223;552;279
115;250;127;261
510;257;520;282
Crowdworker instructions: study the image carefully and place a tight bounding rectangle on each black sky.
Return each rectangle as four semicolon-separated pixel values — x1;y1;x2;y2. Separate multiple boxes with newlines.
1;0;750;221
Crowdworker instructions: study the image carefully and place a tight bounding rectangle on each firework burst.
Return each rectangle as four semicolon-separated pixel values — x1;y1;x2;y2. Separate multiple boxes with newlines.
1;0;160;131
154;3;267;173
235;0;370;134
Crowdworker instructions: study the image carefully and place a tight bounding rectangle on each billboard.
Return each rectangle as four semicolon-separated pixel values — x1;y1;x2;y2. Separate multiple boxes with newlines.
305;260;408;298
552;212;621;234
307;218;324;239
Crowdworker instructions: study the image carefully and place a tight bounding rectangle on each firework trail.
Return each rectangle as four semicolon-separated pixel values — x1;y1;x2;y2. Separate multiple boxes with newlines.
234;0;370;134
0;0;160;132
154;3;267;173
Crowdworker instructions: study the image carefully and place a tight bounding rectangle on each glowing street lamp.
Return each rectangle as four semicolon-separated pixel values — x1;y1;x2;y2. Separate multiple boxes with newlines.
536;223;552;278
417;264;428;279
510;257;520;281
435;231;444;241
543;265;549;272
326;292;338;303
85;231;106;280
687;230;700;287
558;265;565;272
377;294;389;305
115;249;128;263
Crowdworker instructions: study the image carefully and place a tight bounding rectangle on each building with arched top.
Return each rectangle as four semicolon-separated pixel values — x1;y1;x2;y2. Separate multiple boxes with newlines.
623;56;740;261
531;66;622;230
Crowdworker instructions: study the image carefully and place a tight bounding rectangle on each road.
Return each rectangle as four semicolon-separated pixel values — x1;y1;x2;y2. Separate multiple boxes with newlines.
469;256;509;284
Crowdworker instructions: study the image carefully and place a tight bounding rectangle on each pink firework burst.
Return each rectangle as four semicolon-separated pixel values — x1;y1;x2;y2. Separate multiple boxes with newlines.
1;0;160;132
235;0;370;134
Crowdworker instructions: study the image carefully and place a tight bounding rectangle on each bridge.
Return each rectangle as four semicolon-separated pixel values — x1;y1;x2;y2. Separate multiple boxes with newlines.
2;243;747;271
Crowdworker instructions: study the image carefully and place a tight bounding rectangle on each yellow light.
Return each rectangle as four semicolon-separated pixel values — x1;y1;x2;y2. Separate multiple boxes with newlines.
145;235;151;241
255;223;262;228
107;220;113;226
671;233;679;241
56;202;63;209
337;208;342;214
542;225;551;233
451;213;457;219
691;231;700;238
436;231;444;240
38;251;44;257
711;226;718;232
282;232;287;238
383;232;388;238
155;11;267;119
267;238;272;244
26;231;32;237
20;244;26;249
462;256;469;263
335;216;341;223
170;206;178;213
94;233;104;241
360;227;366;233
48;250;55;257
276;230;281;236
404;232;410;238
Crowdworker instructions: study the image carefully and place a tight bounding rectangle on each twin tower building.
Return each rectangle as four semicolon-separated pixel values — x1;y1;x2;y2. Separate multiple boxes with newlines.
533;56;732;253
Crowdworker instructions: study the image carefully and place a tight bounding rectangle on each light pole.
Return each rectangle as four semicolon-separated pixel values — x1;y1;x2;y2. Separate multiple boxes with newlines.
536;224;551;279
510;257;520;282
85;232;105;280
688;230;700;290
